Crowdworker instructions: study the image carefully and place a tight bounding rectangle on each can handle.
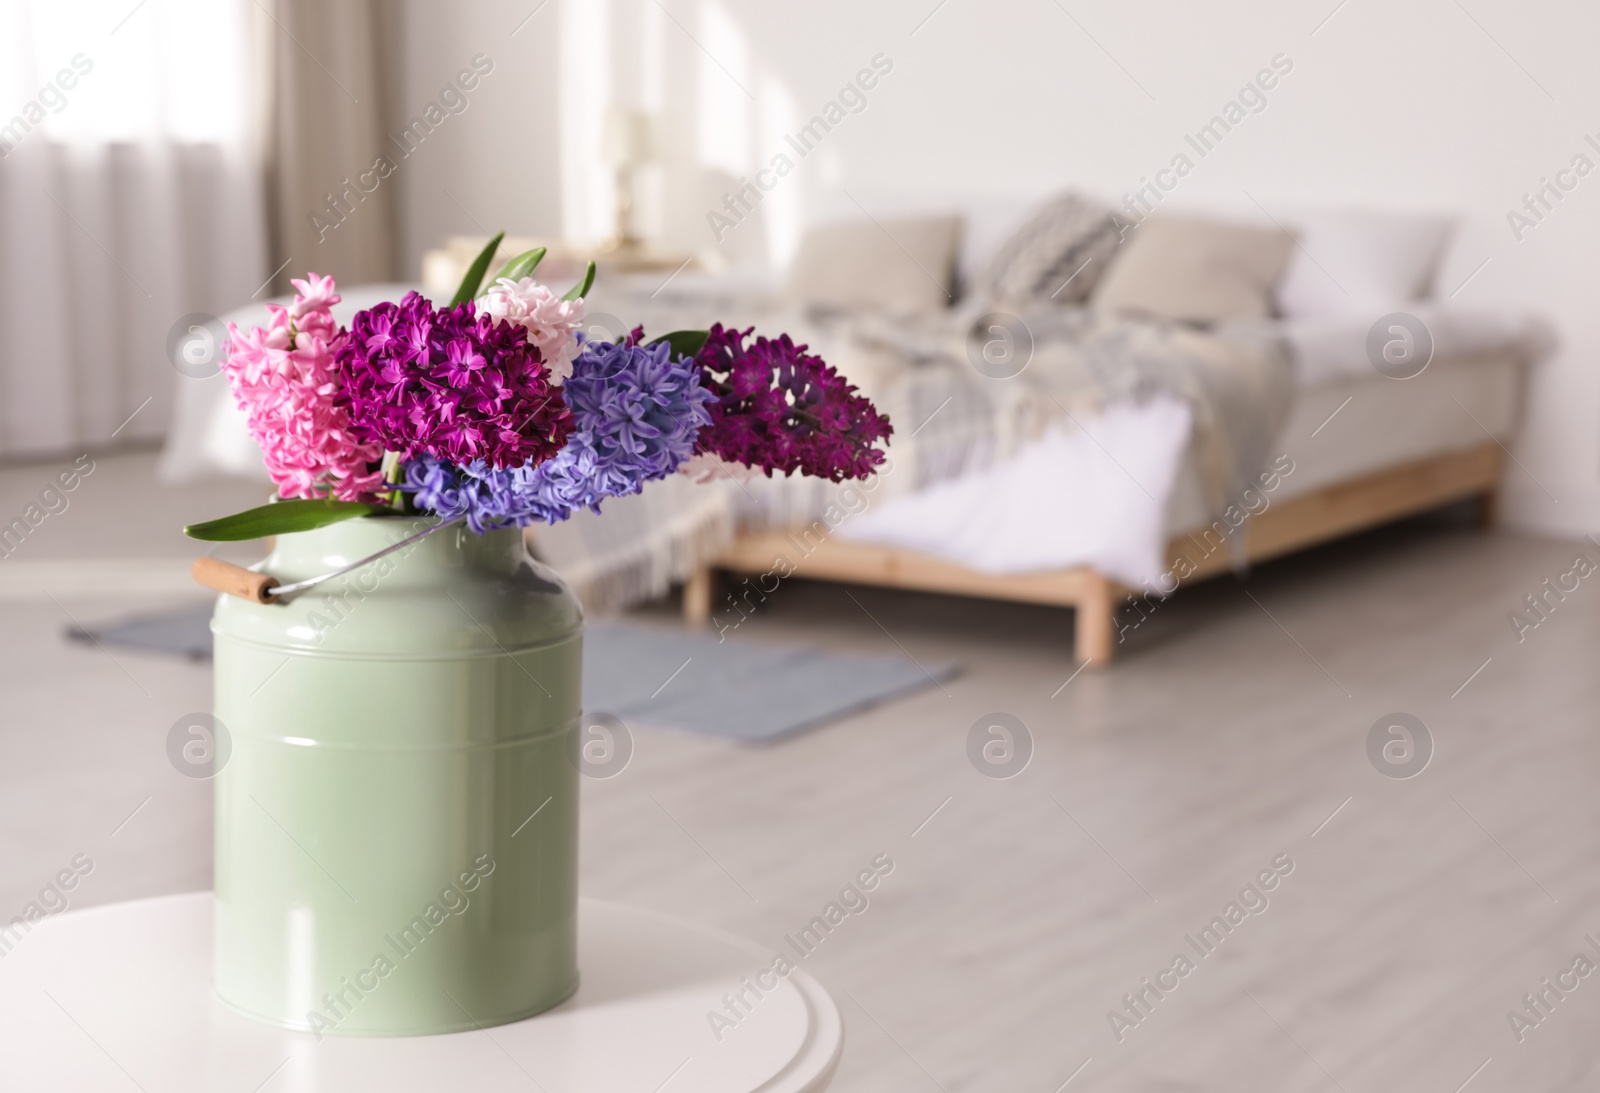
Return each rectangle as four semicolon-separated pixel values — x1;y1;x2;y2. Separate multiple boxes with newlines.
192;557;279;603
189;517;463;605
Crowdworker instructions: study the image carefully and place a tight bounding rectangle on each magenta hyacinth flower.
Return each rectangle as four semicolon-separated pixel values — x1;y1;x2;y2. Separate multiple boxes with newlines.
335;291;573;471
692;324;892;481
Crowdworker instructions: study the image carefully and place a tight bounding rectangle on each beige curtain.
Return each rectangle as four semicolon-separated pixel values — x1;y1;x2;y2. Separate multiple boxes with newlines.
258;0;402;292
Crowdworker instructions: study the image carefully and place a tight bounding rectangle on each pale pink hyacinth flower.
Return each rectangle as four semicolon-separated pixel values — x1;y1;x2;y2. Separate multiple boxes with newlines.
222;273;386;502
479;276;585;384
677;452;764;484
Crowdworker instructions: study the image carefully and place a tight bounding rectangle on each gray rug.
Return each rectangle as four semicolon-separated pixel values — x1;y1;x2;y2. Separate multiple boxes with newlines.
68;610;955;743
68;608;215;661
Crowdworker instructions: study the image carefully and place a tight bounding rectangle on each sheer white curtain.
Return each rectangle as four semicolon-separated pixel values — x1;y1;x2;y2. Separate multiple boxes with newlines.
0;0;266;457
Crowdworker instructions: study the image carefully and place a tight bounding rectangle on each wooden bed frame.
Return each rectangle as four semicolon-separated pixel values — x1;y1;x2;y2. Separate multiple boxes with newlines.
680;443;1503;665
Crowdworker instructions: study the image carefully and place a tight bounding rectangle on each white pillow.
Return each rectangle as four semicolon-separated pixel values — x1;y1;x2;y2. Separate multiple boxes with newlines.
1275;210;1454;318
158;284;429;484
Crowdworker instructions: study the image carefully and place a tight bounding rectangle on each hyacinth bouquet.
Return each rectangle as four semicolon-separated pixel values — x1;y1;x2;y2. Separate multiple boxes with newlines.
186;234;892;543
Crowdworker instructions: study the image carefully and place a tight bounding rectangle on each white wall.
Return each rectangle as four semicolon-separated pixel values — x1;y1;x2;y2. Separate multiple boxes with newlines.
398;0;1600;539
391;0;564;277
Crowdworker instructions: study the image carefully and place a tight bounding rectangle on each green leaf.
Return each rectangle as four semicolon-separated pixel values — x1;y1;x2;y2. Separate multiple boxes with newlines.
184;500;389;542
480;246;547;295
648;329;710;359
561;261;596;301
450;231;506;307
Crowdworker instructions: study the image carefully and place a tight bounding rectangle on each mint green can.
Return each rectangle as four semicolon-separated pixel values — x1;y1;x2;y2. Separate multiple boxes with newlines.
211;517;582;1036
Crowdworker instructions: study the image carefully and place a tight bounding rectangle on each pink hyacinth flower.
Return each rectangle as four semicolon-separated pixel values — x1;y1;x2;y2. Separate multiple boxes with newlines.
221;272;387;502
480;276;585;385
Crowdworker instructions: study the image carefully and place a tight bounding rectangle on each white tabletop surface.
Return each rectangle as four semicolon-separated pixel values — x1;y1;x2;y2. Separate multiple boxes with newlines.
0;892;842;1093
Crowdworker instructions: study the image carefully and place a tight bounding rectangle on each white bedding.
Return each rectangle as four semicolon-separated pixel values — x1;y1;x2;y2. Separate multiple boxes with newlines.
1166;350;1524;532
1279;304;1551;388
836;397;1194;587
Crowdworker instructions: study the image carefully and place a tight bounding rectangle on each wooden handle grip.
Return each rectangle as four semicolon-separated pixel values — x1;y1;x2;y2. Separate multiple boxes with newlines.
192;557;279;603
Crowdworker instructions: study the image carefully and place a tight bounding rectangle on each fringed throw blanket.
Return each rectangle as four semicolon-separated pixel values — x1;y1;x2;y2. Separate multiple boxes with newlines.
526;471;733;616
830;305;1292;522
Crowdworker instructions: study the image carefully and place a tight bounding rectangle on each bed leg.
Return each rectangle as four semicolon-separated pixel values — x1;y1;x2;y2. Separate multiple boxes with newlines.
1476;486;1499;530
1075;574;1116;667
683;565;715;626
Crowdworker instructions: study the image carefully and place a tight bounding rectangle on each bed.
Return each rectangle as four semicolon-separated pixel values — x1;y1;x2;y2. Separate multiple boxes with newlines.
692;349;1521;664
609;197;1546;666
161;194;1549;667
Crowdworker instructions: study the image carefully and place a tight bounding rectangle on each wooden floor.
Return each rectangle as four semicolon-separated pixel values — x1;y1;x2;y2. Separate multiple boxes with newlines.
4;454;1599;1091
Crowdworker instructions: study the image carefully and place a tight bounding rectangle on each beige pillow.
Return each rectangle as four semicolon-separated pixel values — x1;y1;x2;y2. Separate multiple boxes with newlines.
1091;214;1295;323
785;215;961;314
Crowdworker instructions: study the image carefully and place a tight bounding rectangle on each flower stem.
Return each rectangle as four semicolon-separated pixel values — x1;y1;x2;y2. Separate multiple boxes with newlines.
381;451;403;509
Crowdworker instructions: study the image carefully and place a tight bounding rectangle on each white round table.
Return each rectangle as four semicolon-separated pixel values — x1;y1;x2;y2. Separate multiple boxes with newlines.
0;893;841;1092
